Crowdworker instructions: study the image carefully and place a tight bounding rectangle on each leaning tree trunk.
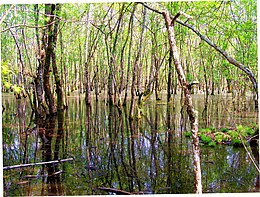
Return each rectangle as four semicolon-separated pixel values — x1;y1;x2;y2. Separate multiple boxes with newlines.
163;11;202;194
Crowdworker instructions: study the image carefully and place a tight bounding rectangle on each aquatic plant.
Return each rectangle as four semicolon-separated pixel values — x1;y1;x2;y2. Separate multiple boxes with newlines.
193;125;258;147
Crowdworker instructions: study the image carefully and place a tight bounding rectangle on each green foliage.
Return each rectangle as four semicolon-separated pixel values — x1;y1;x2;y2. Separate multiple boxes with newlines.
228;130;239;140
1;62;14;76
1;61;14;90
231;139;242;147
199;128;212;134
12;84;23;94
236;125;256;136
199;134;212;144
196;124;258;147
2;81;12;89
214;132;224;143
1;61;24;94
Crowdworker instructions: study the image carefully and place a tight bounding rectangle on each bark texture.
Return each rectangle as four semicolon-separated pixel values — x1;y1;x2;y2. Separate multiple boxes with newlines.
163;11;202;194
43;4;57;115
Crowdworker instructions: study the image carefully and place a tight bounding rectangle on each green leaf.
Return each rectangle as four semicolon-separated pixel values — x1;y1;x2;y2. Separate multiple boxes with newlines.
12;85;23;94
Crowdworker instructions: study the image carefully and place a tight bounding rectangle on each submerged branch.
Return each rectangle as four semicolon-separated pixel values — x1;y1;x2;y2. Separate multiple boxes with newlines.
3;158;74;170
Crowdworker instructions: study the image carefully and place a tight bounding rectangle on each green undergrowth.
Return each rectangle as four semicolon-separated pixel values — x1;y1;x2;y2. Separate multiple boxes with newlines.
184;124;258;147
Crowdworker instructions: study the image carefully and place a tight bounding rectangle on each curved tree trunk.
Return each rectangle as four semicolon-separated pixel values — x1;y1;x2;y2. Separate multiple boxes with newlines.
162;11;202;194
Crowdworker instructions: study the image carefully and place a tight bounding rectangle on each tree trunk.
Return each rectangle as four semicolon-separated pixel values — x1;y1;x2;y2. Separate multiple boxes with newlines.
42;4;59;115
162;11;202;194
33;4;47;117
130;4;145;119
51;4;63;111
167;50;173;102
84;5;92;105
123;4;136;106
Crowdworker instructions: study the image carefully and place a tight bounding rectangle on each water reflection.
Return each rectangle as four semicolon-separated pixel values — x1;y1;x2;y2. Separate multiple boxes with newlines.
2;94;259;195
36;112;65;195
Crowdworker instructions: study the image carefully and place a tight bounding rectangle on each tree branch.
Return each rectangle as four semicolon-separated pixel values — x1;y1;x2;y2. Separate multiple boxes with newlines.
137;2;163;15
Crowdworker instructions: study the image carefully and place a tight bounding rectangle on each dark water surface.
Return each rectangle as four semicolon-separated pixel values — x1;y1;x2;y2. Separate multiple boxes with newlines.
2;94;259;195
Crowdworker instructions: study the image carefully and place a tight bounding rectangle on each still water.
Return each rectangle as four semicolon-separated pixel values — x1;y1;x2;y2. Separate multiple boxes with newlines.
2;94;259;195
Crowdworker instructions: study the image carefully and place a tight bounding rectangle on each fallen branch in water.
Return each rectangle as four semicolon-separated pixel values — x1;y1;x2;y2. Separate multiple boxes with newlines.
97;187;132;195
3;158;73;170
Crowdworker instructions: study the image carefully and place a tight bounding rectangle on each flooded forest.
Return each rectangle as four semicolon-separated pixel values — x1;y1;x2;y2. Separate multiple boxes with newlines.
1;1;259;195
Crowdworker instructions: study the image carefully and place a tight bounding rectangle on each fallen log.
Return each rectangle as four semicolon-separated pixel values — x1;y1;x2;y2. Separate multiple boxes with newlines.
3;158;73;170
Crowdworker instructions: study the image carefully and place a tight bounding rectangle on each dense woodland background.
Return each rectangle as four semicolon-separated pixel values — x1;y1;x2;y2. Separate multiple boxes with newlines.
0;1;257;117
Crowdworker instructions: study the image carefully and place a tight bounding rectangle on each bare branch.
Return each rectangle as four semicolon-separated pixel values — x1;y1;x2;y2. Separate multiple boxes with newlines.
172;11;192;25
137;2;163;15
171;12;181;25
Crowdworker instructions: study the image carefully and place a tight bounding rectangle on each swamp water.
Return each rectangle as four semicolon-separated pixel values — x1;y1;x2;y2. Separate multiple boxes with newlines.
2;94;259;195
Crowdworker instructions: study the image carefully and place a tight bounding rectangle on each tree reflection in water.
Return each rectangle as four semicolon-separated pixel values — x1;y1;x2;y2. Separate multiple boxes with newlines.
37;111;65;195
2;95;259;195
